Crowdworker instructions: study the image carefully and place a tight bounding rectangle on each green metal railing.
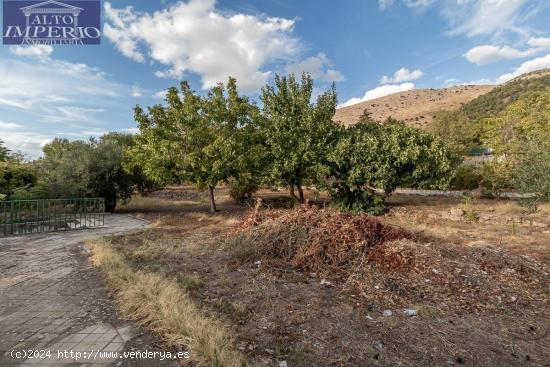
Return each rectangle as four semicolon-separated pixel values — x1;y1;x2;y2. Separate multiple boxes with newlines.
0;198;105;237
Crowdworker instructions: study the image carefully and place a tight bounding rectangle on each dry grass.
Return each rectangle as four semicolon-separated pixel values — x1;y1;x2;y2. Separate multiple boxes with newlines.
334;85;494;128
87;238;245;367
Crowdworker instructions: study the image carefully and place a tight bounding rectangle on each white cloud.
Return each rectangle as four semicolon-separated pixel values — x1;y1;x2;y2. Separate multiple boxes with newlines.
380;67;424;84
379;0;433;9
0;121;23;130
104;0;301;92
284;53;344;82
153;90;168;99
528;37;550;48
1;130;53;159
445;0;528;38
497;53;550;83
9;45;53;59
464;44;538;65
339;83;415;108
131;85;142;97
0;57;124;123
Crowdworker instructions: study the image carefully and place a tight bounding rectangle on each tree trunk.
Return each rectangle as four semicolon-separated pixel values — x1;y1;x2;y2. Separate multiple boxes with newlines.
296;182;305;204
289;182;298;201
208;185;217;213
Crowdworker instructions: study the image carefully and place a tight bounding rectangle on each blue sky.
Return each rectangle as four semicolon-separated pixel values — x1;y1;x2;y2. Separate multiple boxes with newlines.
1;0;550;158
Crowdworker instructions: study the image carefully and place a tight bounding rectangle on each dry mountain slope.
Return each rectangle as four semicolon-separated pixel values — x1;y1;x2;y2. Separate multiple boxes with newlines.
334;85;494;128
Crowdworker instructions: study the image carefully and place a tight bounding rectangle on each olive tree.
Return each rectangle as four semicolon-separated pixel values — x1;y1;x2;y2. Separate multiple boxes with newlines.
40;134;155;212
261;73;338;203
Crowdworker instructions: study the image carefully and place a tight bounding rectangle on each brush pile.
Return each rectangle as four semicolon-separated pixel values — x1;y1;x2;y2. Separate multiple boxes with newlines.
228;205;550;312
227;205;410;275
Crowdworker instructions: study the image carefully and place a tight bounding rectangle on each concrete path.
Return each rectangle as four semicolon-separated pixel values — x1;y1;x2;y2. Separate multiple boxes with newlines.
0;215;178;366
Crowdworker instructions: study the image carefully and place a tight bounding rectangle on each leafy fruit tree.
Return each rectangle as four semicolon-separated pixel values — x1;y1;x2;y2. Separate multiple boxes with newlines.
326;112;460;214
40;133;155;212
131;78;261;213
261;73;339;203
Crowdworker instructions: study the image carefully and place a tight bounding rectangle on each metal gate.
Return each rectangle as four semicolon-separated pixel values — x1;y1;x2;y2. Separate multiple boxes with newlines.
0;198;105;237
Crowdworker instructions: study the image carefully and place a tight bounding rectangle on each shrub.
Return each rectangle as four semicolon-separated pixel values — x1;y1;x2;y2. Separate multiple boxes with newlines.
479;161;516;197
325;114;460;214
450;164;482;190
228;176;259;204
0;161;38;200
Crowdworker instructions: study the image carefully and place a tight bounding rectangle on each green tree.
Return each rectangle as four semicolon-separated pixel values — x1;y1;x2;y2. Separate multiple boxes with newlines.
480;92;550;201
40;134;154;212
515;140;550;202
326;112;460;214
261;73;338;203
0;140;10;162
0;161;38;200
131;78;261;213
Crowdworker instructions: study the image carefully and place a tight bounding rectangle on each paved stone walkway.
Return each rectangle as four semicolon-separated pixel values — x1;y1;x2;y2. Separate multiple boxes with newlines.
0;215;178;366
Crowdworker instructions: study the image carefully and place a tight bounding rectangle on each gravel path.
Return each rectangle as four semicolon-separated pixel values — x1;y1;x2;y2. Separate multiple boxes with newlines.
0;214;178;366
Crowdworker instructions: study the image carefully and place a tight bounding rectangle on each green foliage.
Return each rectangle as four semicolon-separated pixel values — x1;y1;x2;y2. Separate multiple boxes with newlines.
462;74;550;120
325;113;460;213
450;164;482;190
130;78;263;213
432;75;550;151
431;110;484;153
0;161;38;200
39;133;155;212
479;161;515;197
515;139;550;202
261;73;339;203
459;193;479;222
228;176;259;204
0;140;10;162
481;92;550;155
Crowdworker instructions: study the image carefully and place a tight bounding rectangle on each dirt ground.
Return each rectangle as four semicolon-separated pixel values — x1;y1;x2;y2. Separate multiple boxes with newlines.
110;186;550;367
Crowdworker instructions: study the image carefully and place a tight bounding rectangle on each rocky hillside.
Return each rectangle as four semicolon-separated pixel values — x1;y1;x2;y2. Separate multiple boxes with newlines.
334;85;494;128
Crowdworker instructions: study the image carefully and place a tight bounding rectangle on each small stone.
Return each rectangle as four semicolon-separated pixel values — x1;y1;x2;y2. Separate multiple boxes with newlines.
383;310;392;317
404;309;418;316
365;315;374;320
510;296;517;302
278;361;288;367
320;279;333;287
432;268;440;275
374;340;385;351
254;260;262;267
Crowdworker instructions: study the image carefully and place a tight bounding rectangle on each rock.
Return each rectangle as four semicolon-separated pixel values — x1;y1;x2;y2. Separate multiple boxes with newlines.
374;340;385;351
383;310;392;317
278;361;288;367
320;279;333;287
432;268;441;275
254;260;262;267
403;309;418;316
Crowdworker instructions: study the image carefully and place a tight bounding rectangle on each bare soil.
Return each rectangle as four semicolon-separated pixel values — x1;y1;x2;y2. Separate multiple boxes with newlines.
111;186;550;367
